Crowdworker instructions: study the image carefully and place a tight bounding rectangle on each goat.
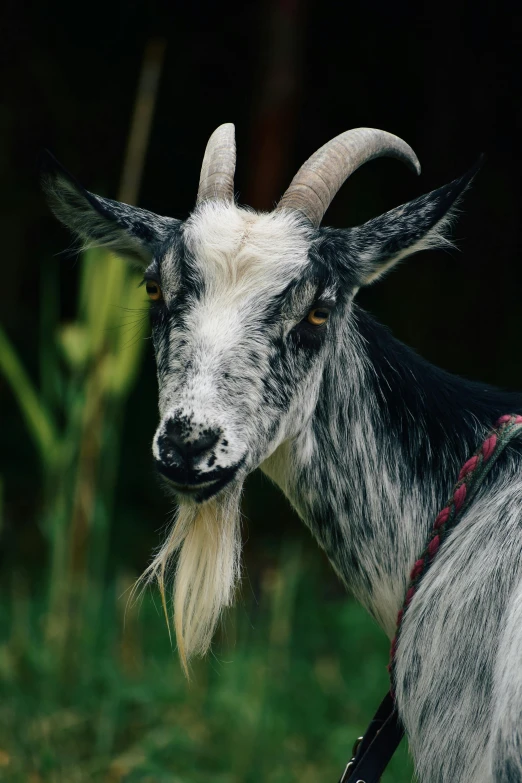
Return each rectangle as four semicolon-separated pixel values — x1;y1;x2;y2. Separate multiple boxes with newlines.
44;125;522;783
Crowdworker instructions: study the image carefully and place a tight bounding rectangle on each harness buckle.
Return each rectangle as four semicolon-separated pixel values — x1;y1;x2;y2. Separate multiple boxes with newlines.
338;737;364;783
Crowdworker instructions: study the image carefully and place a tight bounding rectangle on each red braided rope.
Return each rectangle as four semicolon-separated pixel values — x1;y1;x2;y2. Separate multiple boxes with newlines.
389;413;522;689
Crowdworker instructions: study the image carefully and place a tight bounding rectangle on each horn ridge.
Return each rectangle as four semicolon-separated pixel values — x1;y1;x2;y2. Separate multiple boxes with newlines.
276;127;421;227
197;123;236;205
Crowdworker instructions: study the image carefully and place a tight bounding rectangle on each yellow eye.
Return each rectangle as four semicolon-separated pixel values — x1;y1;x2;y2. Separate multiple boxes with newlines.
146;280;163;301
307;307;330;326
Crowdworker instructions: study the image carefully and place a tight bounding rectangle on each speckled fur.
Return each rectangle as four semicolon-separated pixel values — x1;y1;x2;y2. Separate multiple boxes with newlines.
44;153;522;782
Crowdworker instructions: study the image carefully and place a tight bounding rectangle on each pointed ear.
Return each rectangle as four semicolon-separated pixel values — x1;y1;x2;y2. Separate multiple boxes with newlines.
42;151;175;267
345;158;482;286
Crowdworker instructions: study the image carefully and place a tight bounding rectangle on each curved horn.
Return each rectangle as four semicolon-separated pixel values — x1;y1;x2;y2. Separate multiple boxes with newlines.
276;127;421;227
196;123;236;205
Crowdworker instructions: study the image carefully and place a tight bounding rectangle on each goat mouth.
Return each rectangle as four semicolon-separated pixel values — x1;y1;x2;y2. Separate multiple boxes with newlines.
154;460;244;502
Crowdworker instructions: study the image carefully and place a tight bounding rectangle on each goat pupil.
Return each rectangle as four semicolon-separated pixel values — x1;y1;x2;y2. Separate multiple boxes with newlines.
307;308;329;325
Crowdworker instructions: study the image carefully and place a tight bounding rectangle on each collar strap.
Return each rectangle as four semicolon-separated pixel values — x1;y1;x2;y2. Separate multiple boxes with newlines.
337;413;522;783
338;692;403;783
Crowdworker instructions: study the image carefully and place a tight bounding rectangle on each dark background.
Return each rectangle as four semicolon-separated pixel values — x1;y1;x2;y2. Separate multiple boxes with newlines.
2;0;522;612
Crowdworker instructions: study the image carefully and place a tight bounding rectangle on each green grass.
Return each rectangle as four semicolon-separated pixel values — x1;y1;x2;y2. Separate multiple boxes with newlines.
0;546;415;783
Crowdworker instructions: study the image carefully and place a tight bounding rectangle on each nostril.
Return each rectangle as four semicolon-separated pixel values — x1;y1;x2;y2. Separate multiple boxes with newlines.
163;418;220;461
194;432;220;456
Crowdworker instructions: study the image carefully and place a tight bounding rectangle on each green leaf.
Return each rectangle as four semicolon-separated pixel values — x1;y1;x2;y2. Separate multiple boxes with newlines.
0;325;59;462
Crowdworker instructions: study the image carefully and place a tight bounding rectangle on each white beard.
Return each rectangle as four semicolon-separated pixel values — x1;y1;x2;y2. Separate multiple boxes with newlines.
141;483;243;674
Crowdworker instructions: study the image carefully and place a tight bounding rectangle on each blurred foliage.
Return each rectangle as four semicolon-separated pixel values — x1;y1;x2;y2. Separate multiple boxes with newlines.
0;545;413;782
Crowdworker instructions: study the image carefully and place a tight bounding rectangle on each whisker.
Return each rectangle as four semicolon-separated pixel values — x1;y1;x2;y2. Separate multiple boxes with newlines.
120;325;150;351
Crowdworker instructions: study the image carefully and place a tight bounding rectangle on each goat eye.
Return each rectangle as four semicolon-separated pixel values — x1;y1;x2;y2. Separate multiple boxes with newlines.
146;281;163;301
306;307;330;326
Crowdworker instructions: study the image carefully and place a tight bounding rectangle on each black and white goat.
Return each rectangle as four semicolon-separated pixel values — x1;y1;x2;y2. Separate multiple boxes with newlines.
44;125;522;783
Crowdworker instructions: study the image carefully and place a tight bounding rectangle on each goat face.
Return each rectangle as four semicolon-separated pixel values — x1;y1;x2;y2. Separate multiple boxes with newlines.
149;203;340;502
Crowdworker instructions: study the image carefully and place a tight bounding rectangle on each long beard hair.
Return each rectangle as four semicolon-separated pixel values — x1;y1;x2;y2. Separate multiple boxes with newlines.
140;483;243;675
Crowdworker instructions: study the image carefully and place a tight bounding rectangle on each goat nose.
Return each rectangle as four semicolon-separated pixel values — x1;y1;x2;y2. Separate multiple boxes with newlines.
164;419;220;461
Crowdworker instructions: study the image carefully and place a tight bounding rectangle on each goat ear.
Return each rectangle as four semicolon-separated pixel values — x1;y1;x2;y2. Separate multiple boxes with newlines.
41;151;174;267
347;158;482;286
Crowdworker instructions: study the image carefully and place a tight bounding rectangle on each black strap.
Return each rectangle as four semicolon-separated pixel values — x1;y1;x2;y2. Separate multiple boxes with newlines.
338;692;403;783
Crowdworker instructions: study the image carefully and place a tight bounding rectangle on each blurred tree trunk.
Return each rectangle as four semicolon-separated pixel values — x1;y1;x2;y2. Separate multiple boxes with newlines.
245;0;306;211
